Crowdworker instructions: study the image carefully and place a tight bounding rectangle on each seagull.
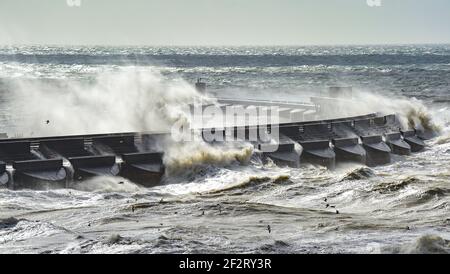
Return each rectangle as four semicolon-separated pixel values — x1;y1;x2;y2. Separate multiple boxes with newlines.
46;120;50;124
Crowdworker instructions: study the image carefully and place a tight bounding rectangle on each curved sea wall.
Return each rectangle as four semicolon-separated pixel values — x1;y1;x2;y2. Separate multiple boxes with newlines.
0;112;435;190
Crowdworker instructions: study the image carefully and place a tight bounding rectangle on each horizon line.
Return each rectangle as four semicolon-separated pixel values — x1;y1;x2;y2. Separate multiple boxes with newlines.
1;42;450;47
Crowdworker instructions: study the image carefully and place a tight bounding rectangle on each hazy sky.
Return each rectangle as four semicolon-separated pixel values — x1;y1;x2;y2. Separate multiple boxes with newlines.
0;0;449;45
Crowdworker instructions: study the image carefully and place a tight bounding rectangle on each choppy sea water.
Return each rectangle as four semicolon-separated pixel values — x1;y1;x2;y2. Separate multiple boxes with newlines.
0;45;449;254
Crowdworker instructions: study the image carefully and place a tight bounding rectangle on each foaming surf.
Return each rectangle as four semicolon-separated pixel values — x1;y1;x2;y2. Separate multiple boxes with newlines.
340;166;376;181
163;141;254;176
69;176;142;193
381;234;450;254
153;163;291;196
0;45;449;254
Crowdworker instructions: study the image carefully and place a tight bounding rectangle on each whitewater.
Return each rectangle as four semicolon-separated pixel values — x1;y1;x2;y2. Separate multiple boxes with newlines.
0;45;449;253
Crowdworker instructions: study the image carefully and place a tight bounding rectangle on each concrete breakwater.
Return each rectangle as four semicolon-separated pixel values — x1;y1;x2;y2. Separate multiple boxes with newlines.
0;111;431;190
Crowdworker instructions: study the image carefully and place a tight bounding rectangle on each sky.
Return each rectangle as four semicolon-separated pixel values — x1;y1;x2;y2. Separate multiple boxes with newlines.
0;0;449;46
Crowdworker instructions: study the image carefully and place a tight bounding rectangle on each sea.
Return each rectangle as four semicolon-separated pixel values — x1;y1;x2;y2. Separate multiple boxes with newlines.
0;45;449;253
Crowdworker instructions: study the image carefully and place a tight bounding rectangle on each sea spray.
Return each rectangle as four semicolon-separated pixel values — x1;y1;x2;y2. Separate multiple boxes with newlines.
8;67;260;181
356;91;440;133
9;68;211;136
324;87;441;133
163;140;254;176
70;176;141;193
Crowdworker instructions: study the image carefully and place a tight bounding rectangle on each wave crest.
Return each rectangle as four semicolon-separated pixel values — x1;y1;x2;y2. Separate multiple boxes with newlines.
164;143;254;176
204;174;290;195
406;107;441;134
340;167;375;181
372;176;419;193
382;235;450;254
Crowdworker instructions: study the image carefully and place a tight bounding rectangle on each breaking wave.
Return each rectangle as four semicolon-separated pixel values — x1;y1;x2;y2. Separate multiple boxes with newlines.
0;219;71;244
204;174;290;195
258;240;292;253
8;68;210;137
0;45;449;254
382;235;450;254
340;167;375;181
0;217;21;229
164;142;254;176
372;176;420;193
433;132;450;145
70;176;142;193
347;90;441;133
406;107;441;134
